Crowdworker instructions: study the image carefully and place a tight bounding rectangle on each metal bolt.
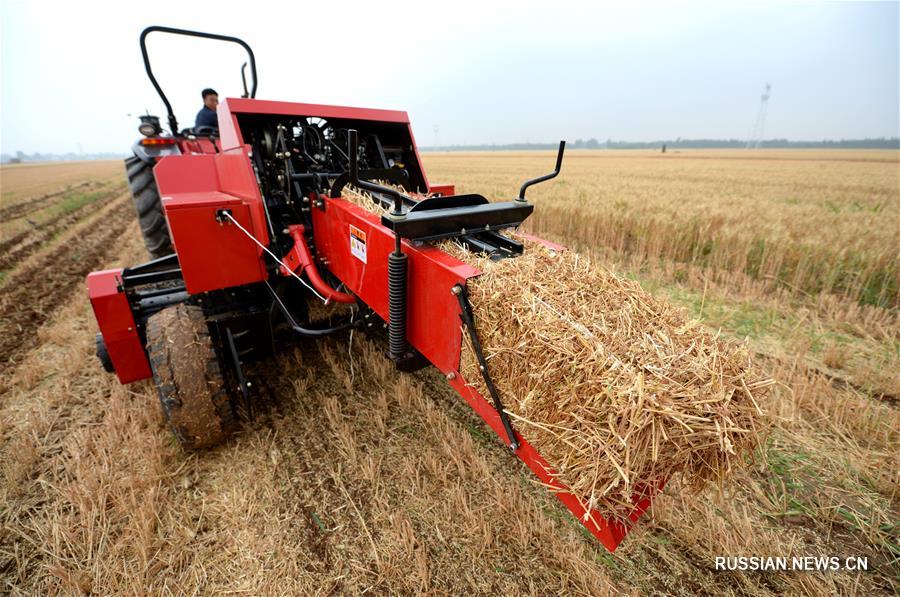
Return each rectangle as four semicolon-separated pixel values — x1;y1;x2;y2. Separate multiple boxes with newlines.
479;365;486;372
451;286;462;295
460;228;467;234
127;326;133;332
446;372;456;380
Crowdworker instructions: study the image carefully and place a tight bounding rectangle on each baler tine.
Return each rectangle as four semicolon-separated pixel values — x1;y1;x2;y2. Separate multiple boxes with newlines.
87;25;657;554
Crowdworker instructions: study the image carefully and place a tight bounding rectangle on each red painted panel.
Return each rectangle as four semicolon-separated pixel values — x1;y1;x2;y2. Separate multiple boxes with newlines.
164;193;266;294
154;152;268;295
155;154;220;194
176;137;219;155
86;269;151;384
216;98;243;152
218;98;412;152
214;151;269;242
428;184;456;196
224;97;411;123
312;197;479;373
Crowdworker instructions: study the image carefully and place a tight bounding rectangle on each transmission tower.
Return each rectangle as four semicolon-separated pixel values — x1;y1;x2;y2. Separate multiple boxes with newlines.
745;83;771;149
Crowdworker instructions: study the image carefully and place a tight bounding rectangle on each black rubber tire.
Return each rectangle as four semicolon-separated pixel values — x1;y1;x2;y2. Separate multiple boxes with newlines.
124;155;172;259
146;304;237;449
95;334;114;373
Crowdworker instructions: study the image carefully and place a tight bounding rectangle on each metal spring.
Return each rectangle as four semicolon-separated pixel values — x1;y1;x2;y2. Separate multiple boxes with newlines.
388;251;408;359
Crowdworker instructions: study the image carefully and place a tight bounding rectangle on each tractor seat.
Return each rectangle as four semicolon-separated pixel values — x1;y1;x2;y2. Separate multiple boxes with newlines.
180;125;219;137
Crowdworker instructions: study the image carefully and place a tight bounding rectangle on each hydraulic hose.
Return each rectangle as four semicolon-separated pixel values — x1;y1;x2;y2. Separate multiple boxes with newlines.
283;225;356;304
265;281;357;338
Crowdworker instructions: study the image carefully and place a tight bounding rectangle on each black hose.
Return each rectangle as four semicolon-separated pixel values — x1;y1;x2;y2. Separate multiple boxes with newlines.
289;320;355;338
265;281;357;338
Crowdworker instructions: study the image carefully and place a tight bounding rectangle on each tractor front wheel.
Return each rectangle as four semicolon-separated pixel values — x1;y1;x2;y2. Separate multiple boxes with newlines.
146;304;237;449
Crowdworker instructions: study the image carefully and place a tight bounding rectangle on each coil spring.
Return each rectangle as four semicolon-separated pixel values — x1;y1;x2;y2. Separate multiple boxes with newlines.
388;252;408;359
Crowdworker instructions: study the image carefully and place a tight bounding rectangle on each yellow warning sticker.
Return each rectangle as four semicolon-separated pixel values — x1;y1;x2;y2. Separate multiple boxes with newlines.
349;224;367;263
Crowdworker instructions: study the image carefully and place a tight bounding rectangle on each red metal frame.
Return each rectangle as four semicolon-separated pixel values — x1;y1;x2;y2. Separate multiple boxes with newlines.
312;196;478;373
216;98;435;191
86;269;152;384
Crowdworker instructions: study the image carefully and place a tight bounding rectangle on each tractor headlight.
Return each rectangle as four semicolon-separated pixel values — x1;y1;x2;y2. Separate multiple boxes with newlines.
138;115;162;137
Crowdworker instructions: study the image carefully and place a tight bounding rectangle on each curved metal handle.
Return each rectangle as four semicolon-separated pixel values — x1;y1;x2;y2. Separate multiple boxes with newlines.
139;26;258;134
240;62;250;98
517;140;566;201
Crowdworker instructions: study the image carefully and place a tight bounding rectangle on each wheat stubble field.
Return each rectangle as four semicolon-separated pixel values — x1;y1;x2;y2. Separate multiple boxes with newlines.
1;151;897;595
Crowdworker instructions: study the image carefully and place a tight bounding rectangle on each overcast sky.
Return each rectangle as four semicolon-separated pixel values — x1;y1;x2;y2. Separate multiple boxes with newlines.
1;1;897;154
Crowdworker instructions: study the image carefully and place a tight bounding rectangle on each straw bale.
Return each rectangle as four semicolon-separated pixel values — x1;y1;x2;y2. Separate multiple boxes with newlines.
452;237;773;521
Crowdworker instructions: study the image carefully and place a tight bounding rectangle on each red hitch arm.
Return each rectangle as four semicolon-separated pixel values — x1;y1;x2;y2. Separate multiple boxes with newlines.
280;224;356;304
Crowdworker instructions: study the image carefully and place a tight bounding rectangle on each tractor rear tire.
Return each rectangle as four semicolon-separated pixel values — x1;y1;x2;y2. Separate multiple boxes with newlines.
146;304;237;449
125;155;172;259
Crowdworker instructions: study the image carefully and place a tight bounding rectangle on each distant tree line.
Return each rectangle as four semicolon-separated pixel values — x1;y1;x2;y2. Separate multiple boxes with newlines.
3;137;898;163
1;150;127;164
421;137;900;152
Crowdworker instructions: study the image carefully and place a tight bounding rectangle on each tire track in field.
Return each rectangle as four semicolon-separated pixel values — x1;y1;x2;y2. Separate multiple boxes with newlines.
0;193;134;378
0;185;126;272
0;181;95;221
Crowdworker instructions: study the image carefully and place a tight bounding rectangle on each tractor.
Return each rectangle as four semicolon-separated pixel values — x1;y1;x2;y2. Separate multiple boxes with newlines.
87;26;651;552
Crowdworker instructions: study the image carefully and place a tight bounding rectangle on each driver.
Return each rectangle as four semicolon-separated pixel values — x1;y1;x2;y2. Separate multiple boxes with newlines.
195;88;219;129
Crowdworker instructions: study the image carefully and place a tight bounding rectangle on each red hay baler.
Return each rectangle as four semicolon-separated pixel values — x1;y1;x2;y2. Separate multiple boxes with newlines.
87;26;653;552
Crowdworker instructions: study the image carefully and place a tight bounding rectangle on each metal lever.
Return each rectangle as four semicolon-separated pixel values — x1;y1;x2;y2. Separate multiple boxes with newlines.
240;62;250;98
517;140;566;202
454;284;519;451
347;129;407;217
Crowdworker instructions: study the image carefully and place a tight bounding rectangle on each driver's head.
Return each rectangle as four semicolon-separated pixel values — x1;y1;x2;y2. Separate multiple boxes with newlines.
202;88;218;111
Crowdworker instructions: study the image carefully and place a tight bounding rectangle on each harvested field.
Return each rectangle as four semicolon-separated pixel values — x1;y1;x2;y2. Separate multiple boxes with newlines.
0;180;127;272
429;149;900;307
0;160;123;207
0;188;133;375
1;154;898;595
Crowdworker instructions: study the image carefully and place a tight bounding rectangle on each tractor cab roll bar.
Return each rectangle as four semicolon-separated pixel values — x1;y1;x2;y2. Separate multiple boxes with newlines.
139;25;258;135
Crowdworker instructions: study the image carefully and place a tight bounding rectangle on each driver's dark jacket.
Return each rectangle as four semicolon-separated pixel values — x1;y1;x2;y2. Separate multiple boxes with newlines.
195;106;218;128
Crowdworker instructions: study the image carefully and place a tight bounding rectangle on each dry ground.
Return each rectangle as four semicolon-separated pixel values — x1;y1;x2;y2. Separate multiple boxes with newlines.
1;153;897;595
